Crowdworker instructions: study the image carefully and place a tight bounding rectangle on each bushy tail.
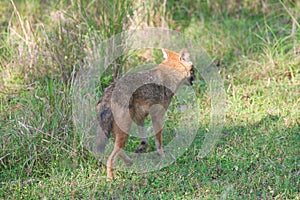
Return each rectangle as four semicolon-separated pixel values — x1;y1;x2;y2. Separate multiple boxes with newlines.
96;83;115;153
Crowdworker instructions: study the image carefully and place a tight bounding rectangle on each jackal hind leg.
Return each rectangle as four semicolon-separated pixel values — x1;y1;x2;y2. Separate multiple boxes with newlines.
106;125;130;180
119;150;133;165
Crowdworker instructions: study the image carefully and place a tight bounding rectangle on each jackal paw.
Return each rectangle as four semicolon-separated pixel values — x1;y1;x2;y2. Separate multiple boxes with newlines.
107;168;114;180
157;149;165;158
134;141;148;153
124;158;134;165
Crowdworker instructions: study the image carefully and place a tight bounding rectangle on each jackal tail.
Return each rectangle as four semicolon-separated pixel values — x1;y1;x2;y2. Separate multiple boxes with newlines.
96;83;115;153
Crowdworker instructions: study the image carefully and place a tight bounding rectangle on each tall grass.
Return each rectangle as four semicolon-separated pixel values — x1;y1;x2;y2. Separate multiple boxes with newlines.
0;0;133;179
0;0;299;199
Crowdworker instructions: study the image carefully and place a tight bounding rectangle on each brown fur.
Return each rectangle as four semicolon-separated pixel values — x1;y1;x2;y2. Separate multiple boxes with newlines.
96;49;194;179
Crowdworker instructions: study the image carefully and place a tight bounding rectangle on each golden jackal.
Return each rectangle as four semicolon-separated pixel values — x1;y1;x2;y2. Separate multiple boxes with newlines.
96;49;195;179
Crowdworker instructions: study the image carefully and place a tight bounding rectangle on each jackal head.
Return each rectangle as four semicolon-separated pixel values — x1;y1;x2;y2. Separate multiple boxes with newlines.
162;48;195;86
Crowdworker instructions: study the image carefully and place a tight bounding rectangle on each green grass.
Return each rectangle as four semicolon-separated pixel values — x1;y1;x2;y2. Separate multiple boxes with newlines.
1;0;300;199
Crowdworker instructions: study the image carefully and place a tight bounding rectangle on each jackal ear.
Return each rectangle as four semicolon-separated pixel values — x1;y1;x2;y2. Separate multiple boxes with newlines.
179;48;190;62
162;48;168;59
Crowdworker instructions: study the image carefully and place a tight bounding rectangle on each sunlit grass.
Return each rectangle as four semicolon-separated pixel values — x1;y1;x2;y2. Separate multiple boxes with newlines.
1;0;299;199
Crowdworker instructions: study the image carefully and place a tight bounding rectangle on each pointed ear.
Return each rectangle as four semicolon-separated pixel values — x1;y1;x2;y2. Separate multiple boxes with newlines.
179;48;190;61
162;48;168;59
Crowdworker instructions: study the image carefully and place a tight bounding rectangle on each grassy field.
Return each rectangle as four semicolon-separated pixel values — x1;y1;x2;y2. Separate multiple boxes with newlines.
1;0;299;199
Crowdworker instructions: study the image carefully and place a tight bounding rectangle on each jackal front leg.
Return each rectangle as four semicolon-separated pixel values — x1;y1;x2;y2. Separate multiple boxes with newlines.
151;111;165;158
135;123;148;153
